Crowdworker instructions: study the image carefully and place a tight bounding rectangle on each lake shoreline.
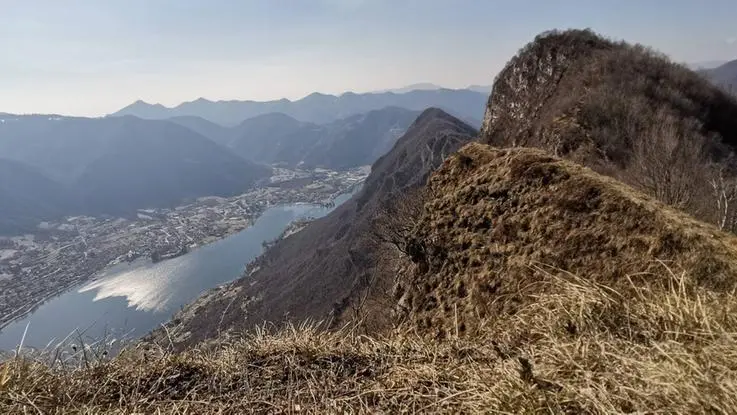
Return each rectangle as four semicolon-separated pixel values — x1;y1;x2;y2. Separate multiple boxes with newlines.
0;186;363;351
0;221;256;333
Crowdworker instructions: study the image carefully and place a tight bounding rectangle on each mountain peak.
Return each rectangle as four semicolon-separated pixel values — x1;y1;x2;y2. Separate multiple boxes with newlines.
303;92;333;100
480;28;737;234
410;108;475;131
164;110;476;345
130;99;166;108
415;107;453;121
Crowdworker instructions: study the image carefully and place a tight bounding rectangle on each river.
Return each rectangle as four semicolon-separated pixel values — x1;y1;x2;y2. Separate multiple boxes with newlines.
0;191;356;352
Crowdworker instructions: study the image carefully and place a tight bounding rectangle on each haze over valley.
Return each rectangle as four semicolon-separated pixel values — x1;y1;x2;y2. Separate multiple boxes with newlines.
3;1;737;413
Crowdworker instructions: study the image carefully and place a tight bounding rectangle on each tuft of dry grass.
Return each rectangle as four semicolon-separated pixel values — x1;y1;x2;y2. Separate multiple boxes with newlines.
2;263;737;414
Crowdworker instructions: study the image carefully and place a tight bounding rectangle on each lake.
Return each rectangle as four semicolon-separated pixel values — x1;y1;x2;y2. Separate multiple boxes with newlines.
0;191;356;352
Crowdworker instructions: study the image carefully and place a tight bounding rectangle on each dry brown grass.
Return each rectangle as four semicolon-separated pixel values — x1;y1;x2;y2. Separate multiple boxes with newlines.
2;261;736;414
397;143;737;340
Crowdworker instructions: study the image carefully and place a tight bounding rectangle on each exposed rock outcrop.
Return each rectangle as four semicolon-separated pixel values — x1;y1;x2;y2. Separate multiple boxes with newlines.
480;29;737;228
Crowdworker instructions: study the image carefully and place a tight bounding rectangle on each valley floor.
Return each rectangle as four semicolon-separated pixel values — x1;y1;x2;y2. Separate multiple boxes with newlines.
0;167;369;330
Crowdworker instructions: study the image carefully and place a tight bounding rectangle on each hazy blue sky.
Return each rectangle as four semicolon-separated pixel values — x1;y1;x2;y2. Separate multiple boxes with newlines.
1;0;736;116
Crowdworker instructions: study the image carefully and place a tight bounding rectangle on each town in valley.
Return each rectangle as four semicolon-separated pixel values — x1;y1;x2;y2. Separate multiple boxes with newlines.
0;166;369;328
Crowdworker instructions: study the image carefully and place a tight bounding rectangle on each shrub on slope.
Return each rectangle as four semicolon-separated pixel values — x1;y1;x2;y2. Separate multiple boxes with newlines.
481;29;737;231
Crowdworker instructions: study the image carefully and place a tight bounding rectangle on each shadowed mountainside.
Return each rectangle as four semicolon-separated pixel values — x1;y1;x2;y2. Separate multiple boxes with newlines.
162;108;477;347
229;107;420;169
705;59;737;91
0;159;77;234
167;108;421;170
0;115;271;223
74;118;271;215
167;116;234;146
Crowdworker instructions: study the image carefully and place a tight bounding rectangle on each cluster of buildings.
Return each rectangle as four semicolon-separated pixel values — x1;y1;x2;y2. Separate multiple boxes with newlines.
0;166;369;329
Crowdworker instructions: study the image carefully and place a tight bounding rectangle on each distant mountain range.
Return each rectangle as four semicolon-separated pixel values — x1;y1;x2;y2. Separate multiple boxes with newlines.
688;60;729;70
373;83;491;94
374;83;444;93
112;88;488;126
466;84;494;94
0;114;271;232
226;107;420;169
0;86;493;234
0;105;441;234
167;108;479;345
703;59;737;92
166;107;425;169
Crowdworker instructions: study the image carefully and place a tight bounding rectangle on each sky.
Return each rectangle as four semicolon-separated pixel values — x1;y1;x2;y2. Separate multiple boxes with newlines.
1;0;736;116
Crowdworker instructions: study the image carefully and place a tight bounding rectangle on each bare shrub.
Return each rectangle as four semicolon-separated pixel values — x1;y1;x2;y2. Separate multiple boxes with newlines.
623;110;711;211
339;189;428;330
708;163;737;232
370;188;427;258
